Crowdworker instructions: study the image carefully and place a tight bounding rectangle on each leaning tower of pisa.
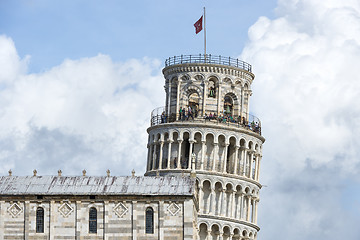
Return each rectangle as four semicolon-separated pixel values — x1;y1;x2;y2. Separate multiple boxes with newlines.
145;54;265;240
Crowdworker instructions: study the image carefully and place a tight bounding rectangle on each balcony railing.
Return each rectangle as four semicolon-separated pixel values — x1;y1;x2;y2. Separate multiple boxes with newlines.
150;106;261;135
164;54;252;73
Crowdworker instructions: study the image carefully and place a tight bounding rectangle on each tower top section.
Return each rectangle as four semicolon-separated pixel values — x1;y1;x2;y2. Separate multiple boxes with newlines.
164;54;252;73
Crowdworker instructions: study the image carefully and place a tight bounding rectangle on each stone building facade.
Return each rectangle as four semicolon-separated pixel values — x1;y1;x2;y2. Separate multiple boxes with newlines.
0;175;196;240
0;54;264;240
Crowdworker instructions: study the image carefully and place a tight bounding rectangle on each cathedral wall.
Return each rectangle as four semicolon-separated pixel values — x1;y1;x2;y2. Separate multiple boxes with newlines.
0;196;196;240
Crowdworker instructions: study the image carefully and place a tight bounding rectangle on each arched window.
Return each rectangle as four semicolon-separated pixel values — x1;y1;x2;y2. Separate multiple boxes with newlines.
145;207;154;234
224;96;233;115
36;207;44;233
89;207;97;233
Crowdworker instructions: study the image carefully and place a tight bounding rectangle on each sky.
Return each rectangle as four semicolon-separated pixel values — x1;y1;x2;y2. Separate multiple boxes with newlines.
1;0;360;239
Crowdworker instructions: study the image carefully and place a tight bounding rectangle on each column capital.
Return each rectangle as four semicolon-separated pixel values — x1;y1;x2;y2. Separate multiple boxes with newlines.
189;140;196;144
168;140;174;144
201;140;206;144
235;145;240;149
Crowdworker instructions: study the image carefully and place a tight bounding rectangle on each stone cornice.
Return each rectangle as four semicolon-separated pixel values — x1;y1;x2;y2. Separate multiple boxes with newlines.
198;214;260;231
147;121;265;143
163;63;255;82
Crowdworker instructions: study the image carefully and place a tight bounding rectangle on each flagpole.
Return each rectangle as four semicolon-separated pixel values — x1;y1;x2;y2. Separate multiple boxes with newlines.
204;7;206;61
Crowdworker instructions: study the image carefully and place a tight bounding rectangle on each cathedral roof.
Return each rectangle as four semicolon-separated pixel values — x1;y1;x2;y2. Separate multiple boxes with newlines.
0;176;194;196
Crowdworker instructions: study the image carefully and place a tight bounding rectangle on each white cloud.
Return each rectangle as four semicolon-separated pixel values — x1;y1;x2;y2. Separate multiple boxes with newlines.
0;35;164;176
241;1;360;239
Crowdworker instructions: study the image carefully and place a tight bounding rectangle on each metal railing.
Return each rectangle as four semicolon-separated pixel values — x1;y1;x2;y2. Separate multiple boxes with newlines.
150;106;261;135
164;54;252;73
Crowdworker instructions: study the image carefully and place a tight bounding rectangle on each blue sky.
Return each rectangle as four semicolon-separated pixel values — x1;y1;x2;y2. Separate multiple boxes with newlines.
1;0;277;72
1;0;360;240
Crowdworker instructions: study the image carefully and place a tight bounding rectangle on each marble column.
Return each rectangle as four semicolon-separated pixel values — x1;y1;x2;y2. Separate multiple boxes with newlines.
241;87;244;116
221;188;226;216
251;198;256;223
219;230;224;240
231;190;236;218
239;194;244;220
200;141;206;170
223;143;229;173
176;80;181;118
152;143;157;170
217;83;222;116
166;140;173;169
249;151;254;178
147;143;152;171
256;155;262;181
242;147;247;177
202;80;207;117
254;153;259;180
177;140;183;169
254;199;259;224
212;143;219;171
167;82;171;115
158;141;164;170
210;187;216;214
233;146;240;175
206;230;211;240
188;140;195;170
199;186;204;214
246;196;251;221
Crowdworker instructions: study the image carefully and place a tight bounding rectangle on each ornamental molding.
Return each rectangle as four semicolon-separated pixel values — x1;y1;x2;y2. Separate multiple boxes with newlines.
58;202;74;218
8;202;23;218
114;202;128;218
167;202;181;216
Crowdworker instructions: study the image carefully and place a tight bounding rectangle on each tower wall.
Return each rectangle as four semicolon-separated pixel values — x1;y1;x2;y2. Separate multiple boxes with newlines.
146;55;265;240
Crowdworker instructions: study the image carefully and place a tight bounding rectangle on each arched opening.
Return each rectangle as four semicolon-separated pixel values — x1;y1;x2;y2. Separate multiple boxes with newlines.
235;185;242;219
89;207;97;233
199;223;208;240
202;180;211;214
217;135;226;172
226;137;237;174
188;92;200;118
214;182;222;215
145;207;154;234
171;132;179;169
181;132;190;169
223;226;231;240
225;183;233;217
36;207;44;233
208;79;216;98
170;78;178;120
239;139;246;175
162;133;169;169
211;224;220;240
154;134;161;169
205;134;214;170
194;132;202;169
233;228;240;240
224;96;233;115
242;230;248;239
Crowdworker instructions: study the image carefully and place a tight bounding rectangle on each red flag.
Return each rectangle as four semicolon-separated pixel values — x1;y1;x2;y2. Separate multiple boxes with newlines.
194;16;203;34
